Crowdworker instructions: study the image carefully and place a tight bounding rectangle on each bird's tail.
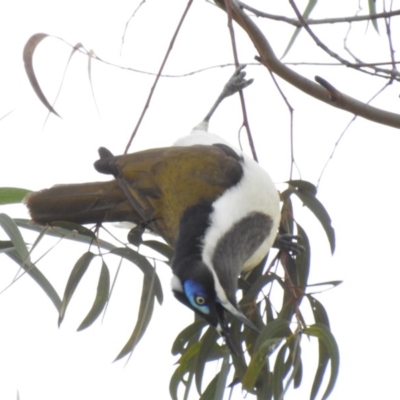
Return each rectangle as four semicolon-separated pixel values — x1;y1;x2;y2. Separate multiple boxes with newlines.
25;180;143;226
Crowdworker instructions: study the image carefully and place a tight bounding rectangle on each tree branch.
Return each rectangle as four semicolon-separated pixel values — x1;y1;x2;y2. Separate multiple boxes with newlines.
238;1;400;27
214;0;400;129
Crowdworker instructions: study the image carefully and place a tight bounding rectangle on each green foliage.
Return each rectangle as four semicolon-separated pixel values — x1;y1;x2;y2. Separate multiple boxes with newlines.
0;178;339;399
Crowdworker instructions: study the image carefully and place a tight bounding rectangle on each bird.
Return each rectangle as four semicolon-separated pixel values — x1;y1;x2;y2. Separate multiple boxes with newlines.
25;66;281;350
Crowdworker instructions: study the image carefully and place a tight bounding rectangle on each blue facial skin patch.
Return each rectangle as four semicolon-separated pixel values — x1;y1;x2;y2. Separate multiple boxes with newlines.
183;279;210;315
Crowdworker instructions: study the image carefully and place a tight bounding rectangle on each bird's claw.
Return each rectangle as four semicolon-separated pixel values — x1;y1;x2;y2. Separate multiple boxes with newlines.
273;234;305;256
221;65;253;98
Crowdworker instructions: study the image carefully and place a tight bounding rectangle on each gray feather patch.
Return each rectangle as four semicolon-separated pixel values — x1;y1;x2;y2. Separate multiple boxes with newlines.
212;212;273;305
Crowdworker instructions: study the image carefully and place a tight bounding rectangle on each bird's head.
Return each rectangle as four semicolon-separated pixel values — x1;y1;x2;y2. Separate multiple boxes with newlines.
171;256;258;351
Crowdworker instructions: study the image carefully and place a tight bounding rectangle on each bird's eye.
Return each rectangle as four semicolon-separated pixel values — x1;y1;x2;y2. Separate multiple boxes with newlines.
195;295;205;305
183;279;210;315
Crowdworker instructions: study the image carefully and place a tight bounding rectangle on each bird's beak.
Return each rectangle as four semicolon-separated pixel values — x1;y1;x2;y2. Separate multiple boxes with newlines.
215;301;260;355
220;300;260;332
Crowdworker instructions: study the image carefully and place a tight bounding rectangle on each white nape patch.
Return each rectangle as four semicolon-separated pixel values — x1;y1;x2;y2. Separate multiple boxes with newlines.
174;124;239;152
171;274;183;292
202;153;281;274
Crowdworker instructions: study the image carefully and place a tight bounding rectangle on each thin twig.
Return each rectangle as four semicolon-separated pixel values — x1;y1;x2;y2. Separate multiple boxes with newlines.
317;81;393;187
120;0;146;55
238;1;400;27
225;0;257;160
124;0;194;154
287;0;400;81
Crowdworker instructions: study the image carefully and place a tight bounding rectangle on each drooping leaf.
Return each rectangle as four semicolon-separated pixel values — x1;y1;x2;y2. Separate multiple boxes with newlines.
14;218;116;251
58;251;97;326
0;187;32;205
0;240;14;252
199;372;219;400
5;249;61;311
242;337;283;390
282;0;318;58
127;225;145;246
110;247;163;304
307;295;330;327
176;341;201;376
169;366;184;400
368;0;379;33
171;320;206;355
87;48;101;116
272;342;288;399
254;319;292;354
214;353;231;400
304;323;340;400
23;33;61;117
51;221;96;239
295;222;311;289
142;239;174;261
195;327;223;393
77;261;110;331
293;188;335;254
281;334;302;398
0;214;30;262
114;268;157;359
287;179;317;196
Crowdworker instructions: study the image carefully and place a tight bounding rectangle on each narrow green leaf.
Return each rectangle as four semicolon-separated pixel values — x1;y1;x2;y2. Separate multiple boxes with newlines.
14;218;116;251
281;334;302;399
177;341;201;376
169;366;184;400
195;327;221;393
287;180;317;196
171;320;206;355
241;272;276;305
272;343;288;399
0;214;30;262
280;196;294;235
256;369;273;400
142;239;174;261
368;0;379;33
199;372;219;400
282;0;318;58
110;247;163;304
77;261;110;331
51;221;96;239
0;188;32;204
58;251;97;326
242;337;283;390
214;353;231;400
0;240;14;252
115;267;158;360
23;33;61;117
307;295;330;327
303;324;340;400
5;249;61;311
292;189;335;254
255;319;292;353
127;225;145;246
295;222;311;289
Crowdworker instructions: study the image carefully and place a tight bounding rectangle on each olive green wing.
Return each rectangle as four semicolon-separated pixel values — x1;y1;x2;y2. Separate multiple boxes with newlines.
95;145;243;246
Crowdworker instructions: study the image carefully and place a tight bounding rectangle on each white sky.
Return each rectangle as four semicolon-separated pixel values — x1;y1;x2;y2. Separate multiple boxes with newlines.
1;1;400;399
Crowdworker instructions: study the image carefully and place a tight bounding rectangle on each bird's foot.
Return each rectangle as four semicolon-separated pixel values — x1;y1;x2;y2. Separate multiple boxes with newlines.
273;234;305;256
221;64;253;99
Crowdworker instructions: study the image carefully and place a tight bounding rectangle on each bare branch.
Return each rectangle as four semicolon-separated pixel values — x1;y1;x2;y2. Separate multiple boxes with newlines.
238;1;400;27
224;0;257;161
287;0;400;81
214;0;400;129
124;0;194;154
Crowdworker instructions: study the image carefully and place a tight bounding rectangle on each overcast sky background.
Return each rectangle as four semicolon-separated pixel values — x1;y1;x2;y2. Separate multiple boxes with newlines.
1;1;400;399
